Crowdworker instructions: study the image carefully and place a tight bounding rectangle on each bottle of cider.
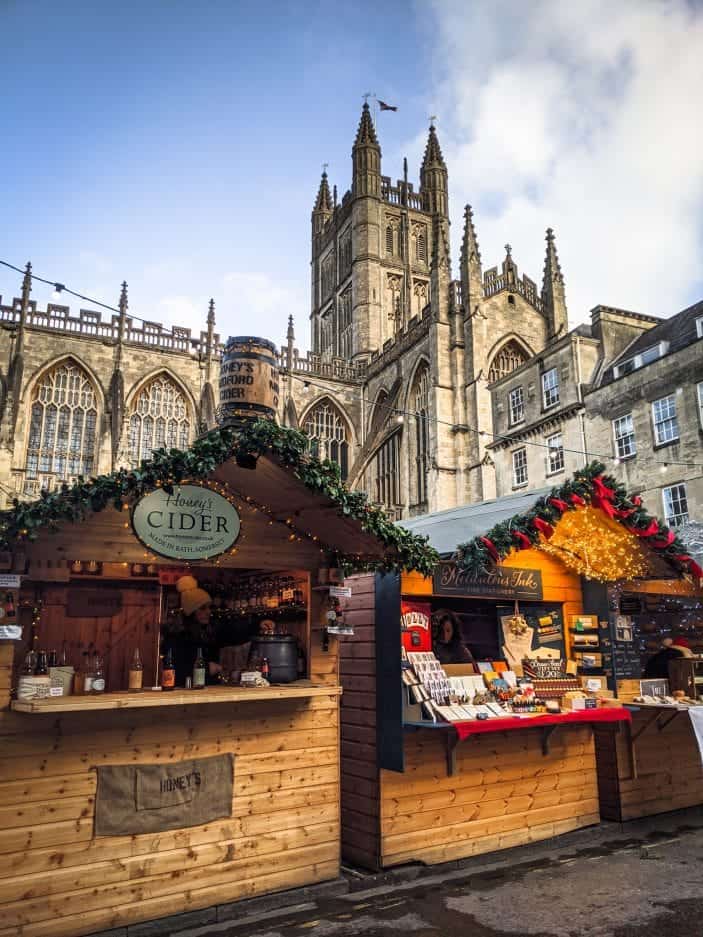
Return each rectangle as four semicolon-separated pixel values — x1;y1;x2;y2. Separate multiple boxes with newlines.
192;647;206;690
128;648;144;691
161;648;176;691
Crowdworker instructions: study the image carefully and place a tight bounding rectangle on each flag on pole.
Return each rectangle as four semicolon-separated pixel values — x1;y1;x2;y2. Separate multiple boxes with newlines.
378;100;398;112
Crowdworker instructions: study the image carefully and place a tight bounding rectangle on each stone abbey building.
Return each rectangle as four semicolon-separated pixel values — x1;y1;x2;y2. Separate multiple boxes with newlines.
1;104;700;530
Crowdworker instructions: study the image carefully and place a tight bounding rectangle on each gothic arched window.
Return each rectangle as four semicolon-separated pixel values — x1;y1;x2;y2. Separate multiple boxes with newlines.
26;359;99;483
385;225;394;255
416;232;427;262
128;374;191;465
371;432;401;514
487;340;529;383
410;363;430;506
304;399;350;479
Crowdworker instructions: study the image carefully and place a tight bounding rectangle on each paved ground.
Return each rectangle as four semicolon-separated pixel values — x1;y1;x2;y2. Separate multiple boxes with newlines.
139;809;703;937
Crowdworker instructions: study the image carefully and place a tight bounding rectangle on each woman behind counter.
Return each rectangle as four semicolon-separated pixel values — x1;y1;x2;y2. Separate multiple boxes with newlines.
434;611;476;666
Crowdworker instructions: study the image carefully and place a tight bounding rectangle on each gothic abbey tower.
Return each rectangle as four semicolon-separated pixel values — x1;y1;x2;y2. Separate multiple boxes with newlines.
282;103;568;517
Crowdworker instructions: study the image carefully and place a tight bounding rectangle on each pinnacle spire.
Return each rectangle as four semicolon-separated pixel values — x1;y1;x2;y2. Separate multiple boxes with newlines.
118;280;128;316
353;102;379;148
461;205;481;266
460;205;483;313
207;297;216;326
541;227;568;337
286;314;295;343
313;170;333;213
421;122;446;169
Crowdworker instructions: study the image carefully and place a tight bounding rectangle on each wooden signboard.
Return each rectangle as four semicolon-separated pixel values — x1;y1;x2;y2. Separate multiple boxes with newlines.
434;560;543;601
66;587;123;618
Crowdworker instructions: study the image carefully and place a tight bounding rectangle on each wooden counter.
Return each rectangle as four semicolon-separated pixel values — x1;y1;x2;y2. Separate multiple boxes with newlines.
11;682;341;714
379;722;602;867
594;705;703;821
0;622;342;937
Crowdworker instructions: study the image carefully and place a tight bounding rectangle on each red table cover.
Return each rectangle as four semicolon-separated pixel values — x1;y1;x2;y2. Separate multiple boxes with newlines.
452;707;631;742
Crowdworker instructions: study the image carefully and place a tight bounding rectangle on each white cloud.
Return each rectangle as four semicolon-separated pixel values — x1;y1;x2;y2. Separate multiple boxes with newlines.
154;272;308;348
425;0;703;321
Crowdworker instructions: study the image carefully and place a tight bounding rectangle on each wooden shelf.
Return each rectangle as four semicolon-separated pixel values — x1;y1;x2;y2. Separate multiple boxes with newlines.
11;681;341;713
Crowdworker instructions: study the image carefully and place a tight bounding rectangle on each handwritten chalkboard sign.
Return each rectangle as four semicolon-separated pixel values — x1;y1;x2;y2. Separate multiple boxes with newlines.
612;636;643;679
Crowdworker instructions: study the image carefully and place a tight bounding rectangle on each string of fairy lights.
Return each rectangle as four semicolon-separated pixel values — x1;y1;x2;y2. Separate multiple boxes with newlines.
4;257;703;472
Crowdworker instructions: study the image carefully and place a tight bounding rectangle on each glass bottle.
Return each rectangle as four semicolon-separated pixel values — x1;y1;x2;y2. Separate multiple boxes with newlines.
74;652;87;695
261;657;270;680
192;647;206;689
161;648;176;691
20;651;34;676
59;641;69;666
35;651;48;676
5;592;15;620
47;649;58;668
28;628;40;675
91;653;106;694
83;652;94;694
248;580;258;610
128;648;143;691
269;578;279;609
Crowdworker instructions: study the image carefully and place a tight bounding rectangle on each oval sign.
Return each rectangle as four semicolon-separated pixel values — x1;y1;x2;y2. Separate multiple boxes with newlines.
132;484;240;561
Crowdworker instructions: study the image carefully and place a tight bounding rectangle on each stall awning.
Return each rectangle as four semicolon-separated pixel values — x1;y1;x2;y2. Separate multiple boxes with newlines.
1;421;438;574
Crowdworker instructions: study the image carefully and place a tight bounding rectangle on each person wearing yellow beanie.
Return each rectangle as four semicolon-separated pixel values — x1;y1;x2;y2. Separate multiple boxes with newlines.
167;576;214;685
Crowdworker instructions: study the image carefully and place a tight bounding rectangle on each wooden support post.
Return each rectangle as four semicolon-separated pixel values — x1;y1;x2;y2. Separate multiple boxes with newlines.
445;732;459;776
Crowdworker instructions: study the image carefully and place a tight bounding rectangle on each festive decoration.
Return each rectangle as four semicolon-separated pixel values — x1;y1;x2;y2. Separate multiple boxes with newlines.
0;420;438;576
538;507;649;582
453;461;695;582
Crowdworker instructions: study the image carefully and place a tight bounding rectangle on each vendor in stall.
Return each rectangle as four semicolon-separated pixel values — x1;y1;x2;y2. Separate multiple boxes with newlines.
643;636;692;679
433;611;476;666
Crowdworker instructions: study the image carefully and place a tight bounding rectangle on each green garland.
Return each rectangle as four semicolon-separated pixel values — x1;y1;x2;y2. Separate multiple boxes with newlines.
453;461;694;580
0;420;438;576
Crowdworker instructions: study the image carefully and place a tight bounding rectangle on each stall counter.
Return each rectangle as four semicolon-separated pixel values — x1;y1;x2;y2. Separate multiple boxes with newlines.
594;703;703;821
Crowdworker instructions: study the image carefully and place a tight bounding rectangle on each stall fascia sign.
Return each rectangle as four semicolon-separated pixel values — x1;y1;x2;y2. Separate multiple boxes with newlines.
132;484;241;561
433;559;543;601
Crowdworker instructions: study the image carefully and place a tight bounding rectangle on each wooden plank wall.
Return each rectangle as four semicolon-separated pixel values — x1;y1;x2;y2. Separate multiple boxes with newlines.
379;726;600;867
595;713;703;822
338;574;380;870
0;578;342;937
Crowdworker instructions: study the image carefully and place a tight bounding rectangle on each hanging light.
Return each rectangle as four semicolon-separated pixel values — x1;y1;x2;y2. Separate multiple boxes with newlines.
51;283;65;301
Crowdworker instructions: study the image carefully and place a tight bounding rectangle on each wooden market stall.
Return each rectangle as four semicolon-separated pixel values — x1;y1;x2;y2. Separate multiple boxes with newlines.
0;421;434;937
338;464;701;869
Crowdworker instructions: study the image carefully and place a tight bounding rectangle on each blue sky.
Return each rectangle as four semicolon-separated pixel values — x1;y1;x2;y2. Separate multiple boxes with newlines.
2;0;703;349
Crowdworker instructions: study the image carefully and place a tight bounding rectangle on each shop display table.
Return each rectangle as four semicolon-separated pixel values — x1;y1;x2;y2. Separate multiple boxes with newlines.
405;708;631;775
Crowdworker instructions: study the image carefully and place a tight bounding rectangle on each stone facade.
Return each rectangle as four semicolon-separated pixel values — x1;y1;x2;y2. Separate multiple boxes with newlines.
0;277;219;507
584;301;703;530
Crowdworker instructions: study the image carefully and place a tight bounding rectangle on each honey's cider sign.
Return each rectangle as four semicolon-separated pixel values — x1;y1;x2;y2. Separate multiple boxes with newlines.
132;485;240;561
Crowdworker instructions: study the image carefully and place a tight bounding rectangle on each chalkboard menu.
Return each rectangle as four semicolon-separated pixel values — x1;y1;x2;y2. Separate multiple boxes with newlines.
610;613;643;680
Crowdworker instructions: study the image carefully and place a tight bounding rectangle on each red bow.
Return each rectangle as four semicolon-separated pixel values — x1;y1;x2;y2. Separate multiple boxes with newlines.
673;555;703;580
632;496;642;507
512;531;532;550
480;537;499;562
592;475;616;502
549;497;569;513
650;530;675;549
614;506;636;519
533;517;554;539
570;493;586;507
627;519;659;538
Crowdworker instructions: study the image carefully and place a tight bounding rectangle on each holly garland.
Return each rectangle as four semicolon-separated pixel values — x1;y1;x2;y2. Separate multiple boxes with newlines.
454;461;702;583
0;420;439;576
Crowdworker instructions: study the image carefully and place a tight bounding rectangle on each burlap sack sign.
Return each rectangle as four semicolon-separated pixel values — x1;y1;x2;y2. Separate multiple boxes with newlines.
95;753;234;836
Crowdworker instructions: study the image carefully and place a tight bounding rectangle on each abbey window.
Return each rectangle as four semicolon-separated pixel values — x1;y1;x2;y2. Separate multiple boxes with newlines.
410;363;430;507
487;340;529;383
25;360;98;485
304;400;350;479
128;375;191;465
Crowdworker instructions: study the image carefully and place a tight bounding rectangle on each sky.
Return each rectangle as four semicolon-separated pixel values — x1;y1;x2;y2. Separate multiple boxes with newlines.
2;0;703;351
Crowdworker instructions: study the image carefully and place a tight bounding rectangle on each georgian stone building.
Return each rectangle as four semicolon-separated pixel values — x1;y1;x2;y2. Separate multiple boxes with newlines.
279;104;569;518
584;301;703;530
0;276;219;507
